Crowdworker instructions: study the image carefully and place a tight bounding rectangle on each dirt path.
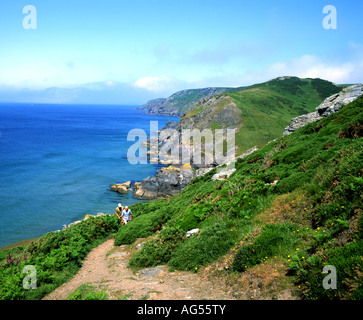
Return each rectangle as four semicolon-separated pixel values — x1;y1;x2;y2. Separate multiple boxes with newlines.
43;238;236;300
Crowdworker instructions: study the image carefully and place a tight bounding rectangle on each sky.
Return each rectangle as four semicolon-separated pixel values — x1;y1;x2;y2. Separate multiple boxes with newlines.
0;0;362;104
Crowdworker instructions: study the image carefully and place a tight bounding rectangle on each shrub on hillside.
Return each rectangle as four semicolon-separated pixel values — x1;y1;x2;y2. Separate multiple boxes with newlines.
0;214;119;300
168;219;236;271
232;223;300;272
297;239;363;299
114;207;173;246
129;226;185;268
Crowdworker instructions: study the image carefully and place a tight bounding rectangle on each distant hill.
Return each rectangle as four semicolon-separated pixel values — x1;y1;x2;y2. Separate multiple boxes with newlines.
138;86;243;117
178;77;342;154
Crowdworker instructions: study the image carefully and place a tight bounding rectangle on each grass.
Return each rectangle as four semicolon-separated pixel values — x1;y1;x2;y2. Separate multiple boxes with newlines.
0;237;41;252
231;78;341;153
181;77;341;154
67;283;109;300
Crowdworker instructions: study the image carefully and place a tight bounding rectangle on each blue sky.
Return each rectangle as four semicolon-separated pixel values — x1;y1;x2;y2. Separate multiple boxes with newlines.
0;0;362;104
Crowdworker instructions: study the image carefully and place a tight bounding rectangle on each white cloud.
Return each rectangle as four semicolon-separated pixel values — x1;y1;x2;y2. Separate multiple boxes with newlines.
267;54;361;84
133;76;176;92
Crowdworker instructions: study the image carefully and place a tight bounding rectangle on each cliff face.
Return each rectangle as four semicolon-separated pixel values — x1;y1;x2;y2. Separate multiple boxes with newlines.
178;95;242;130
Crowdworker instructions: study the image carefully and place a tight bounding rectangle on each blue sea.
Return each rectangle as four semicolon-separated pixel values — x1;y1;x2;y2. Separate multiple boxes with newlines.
0;103;175;248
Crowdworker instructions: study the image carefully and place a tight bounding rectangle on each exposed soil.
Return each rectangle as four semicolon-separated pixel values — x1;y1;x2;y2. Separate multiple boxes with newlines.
43;236;298;300
43;238;237;300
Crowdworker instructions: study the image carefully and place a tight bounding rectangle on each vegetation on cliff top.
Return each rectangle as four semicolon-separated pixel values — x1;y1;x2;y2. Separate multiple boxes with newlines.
181;77;342;154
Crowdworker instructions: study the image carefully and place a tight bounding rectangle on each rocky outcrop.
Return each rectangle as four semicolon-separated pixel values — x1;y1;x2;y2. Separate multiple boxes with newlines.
283;84;363;135
178;95;242;131
110;181;131;194
132;164;194;199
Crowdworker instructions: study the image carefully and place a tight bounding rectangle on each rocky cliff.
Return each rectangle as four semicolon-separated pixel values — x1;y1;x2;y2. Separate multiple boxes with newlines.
132;163;194;199
178;95;243;131
283;84;363;135
112;77;342;200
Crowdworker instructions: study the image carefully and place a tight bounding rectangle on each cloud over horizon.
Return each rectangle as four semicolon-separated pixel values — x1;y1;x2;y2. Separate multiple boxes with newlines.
0;1;362;104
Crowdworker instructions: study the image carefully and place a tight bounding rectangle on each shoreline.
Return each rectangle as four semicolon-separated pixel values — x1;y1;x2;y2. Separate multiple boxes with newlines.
0;107;176;252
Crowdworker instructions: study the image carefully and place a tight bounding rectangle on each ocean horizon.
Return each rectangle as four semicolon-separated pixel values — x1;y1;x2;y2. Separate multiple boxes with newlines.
0;102;175;248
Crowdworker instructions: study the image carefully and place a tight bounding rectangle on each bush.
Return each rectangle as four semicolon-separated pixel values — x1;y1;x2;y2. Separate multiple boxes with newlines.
114;206;174;246
0;214;119;300
232;223;300;272
175;203;213;231
298;239;363;299
129;227;185;268
169;219;236;271
67;283;108;300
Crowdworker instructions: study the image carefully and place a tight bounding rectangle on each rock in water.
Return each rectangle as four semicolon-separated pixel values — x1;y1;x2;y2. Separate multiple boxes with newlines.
283;84;363;135
133;163;195;200
110;181;131;194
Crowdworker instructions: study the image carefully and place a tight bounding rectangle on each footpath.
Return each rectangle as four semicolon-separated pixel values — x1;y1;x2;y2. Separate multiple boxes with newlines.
43;238;235;300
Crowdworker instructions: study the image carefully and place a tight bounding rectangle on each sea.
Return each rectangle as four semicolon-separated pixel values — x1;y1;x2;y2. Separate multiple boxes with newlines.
0;103;175;248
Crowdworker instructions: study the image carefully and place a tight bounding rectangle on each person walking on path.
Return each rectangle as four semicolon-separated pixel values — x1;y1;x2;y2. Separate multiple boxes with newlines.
121;206;132;225
115;203;124;223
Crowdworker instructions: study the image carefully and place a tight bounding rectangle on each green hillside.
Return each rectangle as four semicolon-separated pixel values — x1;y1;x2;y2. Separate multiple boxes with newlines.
182;77;341;154
116;95;362;299
1;86;361;301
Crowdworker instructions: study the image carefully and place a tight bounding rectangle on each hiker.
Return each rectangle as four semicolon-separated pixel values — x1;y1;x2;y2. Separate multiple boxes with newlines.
121;205;132;225
115;203;124;222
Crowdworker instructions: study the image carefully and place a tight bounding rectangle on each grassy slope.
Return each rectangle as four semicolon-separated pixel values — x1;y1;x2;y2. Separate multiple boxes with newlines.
183;77;342;154
117;95;363;299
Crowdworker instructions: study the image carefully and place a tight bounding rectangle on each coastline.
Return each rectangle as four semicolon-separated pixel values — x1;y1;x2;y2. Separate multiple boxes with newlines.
0;109;179;251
